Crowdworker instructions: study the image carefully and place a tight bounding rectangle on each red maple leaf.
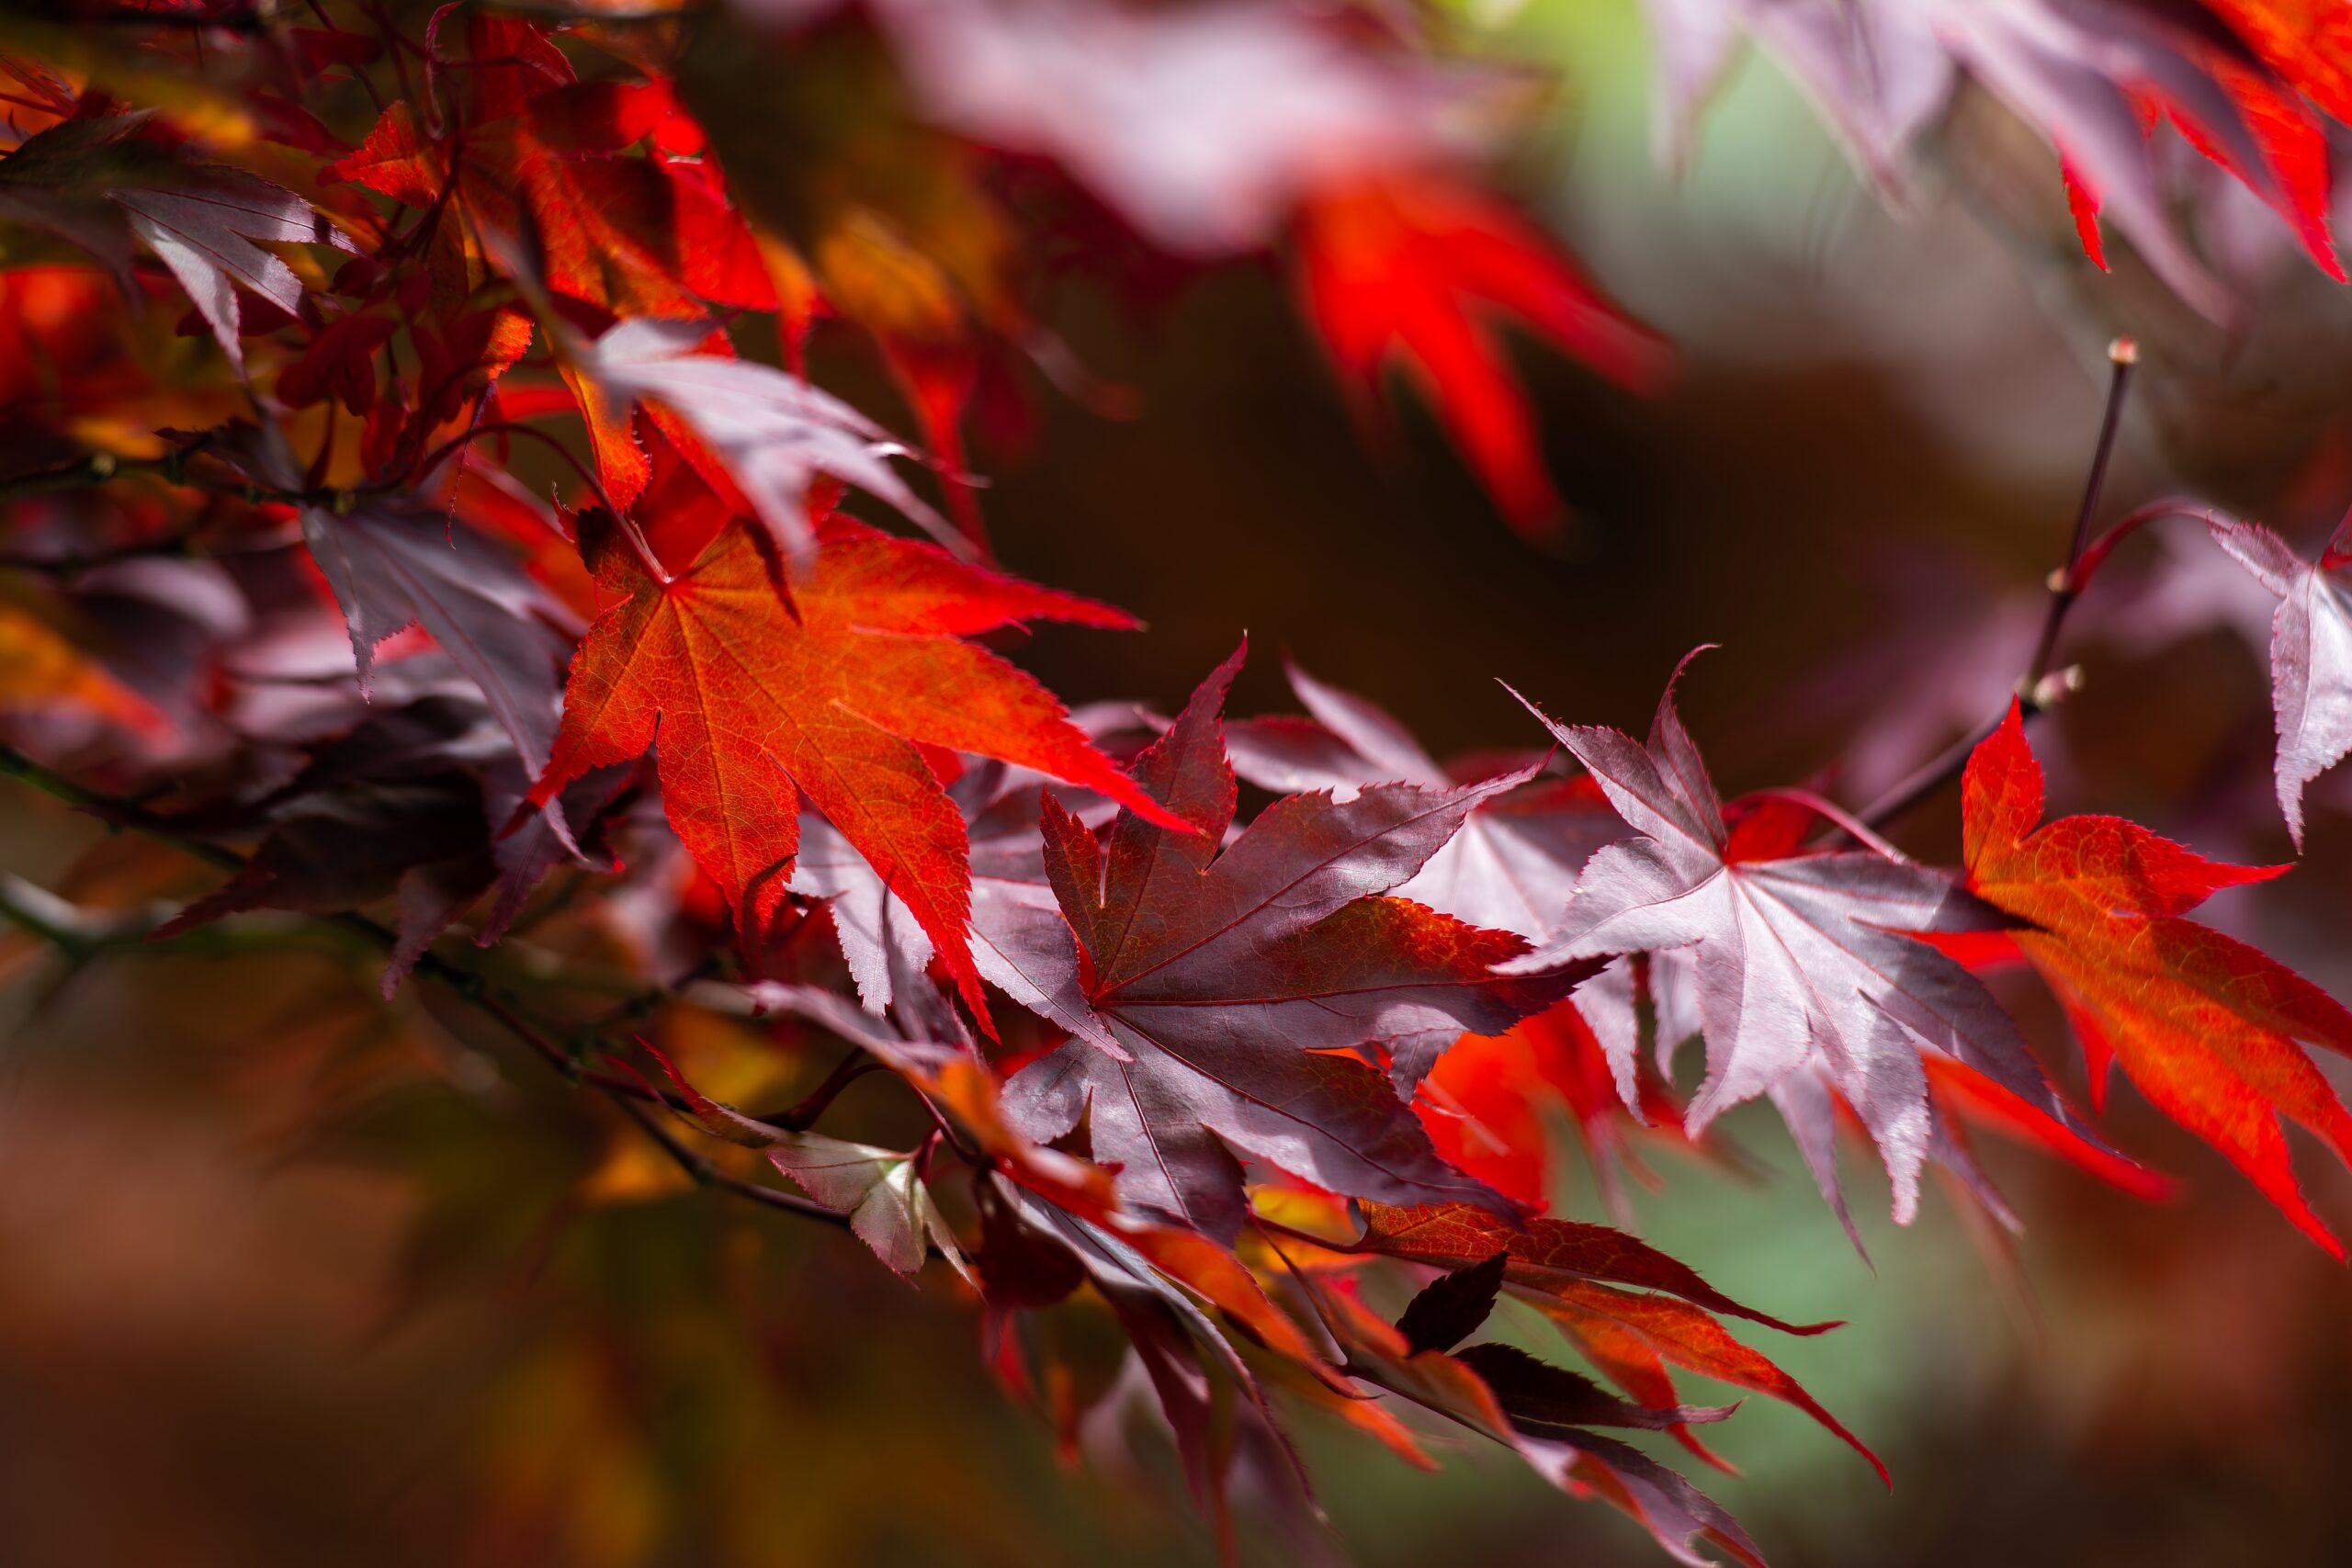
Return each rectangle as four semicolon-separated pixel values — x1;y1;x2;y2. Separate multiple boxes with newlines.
2202;0;2352;124
1417;997;1702;1221
1957;700;2352;1254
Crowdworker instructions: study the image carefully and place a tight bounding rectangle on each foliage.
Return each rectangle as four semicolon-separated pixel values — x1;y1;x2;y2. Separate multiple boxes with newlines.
4;2;2352;1563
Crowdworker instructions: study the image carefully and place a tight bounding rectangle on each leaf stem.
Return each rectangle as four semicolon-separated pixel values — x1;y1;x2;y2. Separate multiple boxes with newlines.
1254;1213;1363;1255
0;436;314;513
2068;496;2238;589
768;1050;886;1132
393;420;617;518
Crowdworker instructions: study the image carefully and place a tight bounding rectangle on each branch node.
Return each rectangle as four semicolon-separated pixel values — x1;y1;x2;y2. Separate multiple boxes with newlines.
2026;665;2084;710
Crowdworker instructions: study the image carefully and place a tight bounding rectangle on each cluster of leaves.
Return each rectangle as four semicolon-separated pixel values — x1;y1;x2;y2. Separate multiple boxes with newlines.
3;2;2352;1564
1644;0;2352;316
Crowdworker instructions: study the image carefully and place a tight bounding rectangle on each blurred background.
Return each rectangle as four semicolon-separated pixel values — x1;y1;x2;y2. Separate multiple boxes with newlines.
6;1;2352;1564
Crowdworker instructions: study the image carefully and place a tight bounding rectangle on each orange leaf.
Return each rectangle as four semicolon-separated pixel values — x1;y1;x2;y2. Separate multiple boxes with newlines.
526;513;1179;1025
1920;1052;2179;1203
1353;1195;1888;1478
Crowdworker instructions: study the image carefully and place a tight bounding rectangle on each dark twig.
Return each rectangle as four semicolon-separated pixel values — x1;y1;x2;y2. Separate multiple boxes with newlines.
0;743;876;1239
2021;337;2138;692
0;442;315;513
601;1088;852;1226
85;6;266;31
1859;338;2137;833
0;743;243;872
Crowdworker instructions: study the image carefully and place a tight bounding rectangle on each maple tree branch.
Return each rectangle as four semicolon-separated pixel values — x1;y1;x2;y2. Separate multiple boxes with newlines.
0;451;190;507
0;437;330;514
0;527;201;574
910;1084;983;1164
1254;1214;1363;1255
587;949;727;1022
83;5;266;31
0;753;916;1152
0;743;244;873
599;1087;853;1225
0;744;874;1236
1859;338;2137;833
0;872;116;957
2023;338;2138;693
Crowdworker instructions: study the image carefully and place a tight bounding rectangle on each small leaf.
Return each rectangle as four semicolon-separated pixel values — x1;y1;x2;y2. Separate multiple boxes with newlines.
1395;1250;1507;1356
1453;1341;1734;1433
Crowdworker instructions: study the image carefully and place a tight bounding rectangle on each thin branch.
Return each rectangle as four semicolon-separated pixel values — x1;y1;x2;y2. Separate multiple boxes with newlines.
0;442;312;513
2022;338;2139;692
0;872;111;955
1253;1213;1363;1255
600;1082;854;1228
0;744;877;1239
82;6;266;32
0;451;179;507
910;1082;983;1163
1859;337;2137;833
0;743;243;872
